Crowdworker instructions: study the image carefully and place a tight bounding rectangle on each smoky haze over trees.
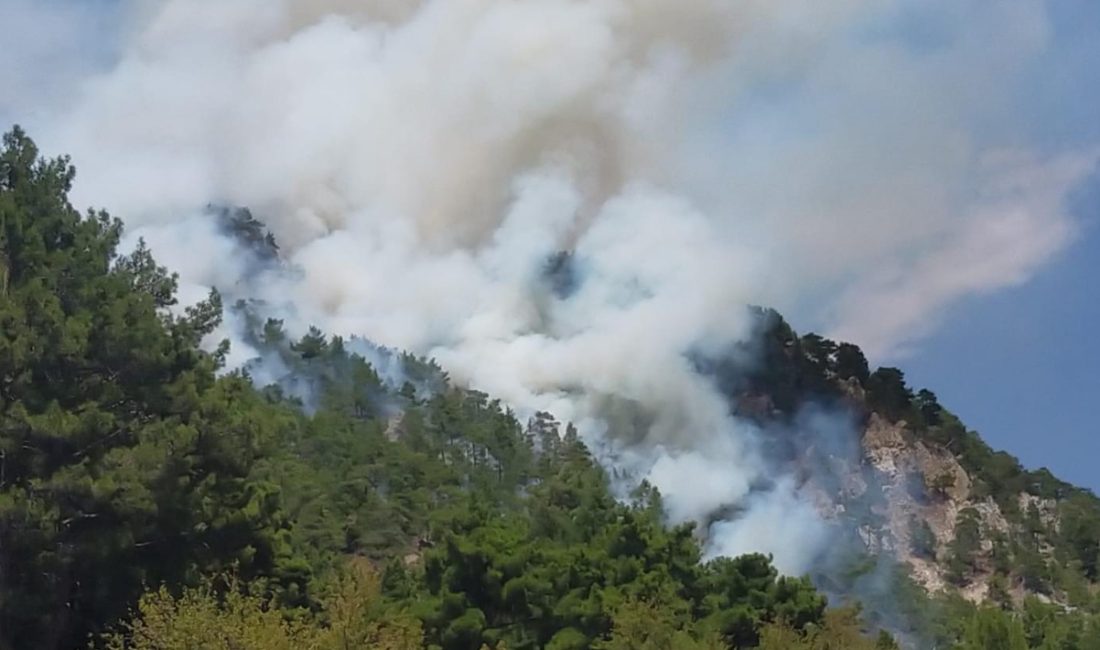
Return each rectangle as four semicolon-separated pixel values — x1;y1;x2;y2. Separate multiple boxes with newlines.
0;128;860;648
2;1;1099;649
5;129;1100;649
6;0;1095;591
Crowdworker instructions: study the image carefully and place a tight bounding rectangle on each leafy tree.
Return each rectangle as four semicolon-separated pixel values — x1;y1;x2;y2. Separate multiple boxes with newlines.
1059;495;1100;581
955;607;1028;650
293;326;329;361
866;367;914;422
100;561;422;650
833;343;870;383
757;607;882;650
19;122;1100;650
0;127;301;648
946;509;983;586
595;600;725;650
914;389;943;426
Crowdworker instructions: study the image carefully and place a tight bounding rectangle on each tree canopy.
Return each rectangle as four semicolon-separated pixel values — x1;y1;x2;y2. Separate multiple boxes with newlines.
4;126;1100;650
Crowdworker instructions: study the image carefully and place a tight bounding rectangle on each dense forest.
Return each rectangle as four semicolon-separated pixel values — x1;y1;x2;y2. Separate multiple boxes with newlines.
717;310;1100;648
2;127;1099;650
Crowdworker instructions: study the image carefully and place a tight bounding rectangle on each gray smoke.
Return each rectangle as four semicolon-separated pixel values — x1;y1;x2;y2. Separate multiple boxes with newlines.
8;0;1097;575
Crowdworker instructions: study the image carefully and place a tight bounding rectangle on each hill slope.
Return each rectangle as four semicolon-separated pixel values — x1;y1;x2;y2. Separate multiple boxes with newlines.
729;310;1100;645
3;127;1100;649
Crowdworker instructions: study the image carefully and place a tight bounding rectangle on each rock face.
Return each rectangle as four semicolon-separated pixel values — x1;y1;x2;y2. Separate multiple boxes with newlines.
729;310;1095;613
826;413;1040;605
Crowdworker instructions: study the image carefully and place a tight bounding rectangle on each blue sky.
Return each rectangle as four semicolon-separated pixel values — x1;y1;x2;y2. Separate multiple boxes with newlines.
900;0;1100;492
905;186;1100;491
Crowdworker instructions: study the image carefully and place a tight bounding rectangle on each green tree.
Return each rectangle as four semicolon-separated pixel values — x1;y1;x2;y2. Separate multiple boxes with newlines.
955;607;1028;650
0;127;300;649
833;343;870;383
101;561;422;650
866;367;914;422
946;509;982;586
595;600;725;650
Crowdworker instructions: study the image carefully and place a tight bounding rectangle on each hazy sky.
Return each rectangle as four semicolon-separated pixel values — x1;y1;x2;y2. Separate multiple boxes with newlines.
2;0;1099;496
895;0;1100;492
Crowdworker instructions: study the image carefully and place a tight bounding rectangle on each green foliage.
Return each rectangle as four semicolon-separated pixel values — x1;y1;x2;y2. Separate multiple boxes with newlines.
0;129;876;650
0;127;300;648
594;600;725;650
914;389;943;427
757;607;885;650
738;312;1100;615
954;607;1028;650
100;560;423;650
910;516;938;560
865;368;915;422
833;343;870;383
1058;494;1100;582
946;508;983;586
406;410;827;649
7;126;1100;650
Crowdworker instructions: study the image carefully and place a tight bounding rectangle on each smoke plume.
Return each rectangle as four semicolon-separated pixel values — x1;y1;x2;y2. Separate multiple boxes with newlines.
8;0;1098;574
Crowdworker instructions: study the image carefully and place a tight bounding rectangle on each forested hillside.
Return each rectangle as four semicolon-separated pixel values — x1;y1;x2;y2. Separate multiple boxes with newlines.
719;311;1100;648
2;128;1099;650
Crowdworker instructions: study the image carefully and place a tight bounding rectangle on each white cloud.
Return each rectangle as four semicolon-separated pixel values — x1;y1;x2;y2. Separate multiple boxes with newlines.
828;150;1093;358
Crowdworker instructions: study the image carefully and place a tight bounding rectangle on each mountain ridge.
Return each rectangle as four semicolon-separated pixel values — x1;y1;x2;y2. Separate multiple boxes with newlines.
725;310;1100;645
2;126;1098;649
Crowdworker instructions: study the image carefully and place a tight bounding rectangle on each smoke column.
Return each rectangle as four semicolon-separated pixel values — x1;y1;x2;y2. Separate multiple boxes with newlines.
8;0;1097;573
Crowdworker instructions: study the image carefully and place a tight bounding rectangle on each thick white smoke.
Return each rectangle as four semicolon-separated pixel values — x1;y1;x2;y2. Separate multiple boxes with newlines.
10;0;1097;574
